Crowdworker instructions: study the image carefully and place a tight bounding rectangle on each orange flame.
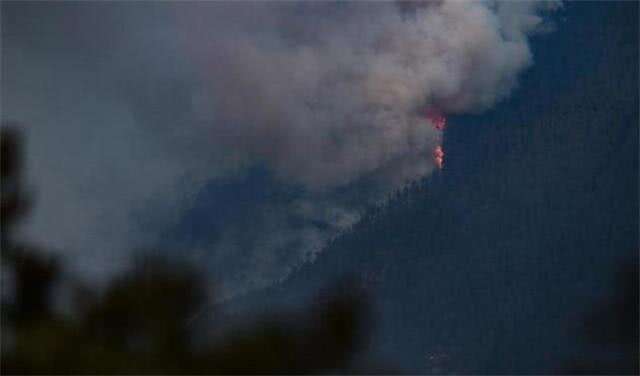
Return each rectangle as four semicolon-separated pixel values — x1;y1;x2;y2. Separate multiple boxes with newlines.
433;145;444;169
426;109;447;131
426;108;446;169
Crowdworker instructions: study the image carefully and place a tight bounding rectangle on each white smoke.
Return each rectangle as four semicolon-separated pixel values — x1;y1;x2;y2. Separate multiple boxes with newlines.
191;0;558;190
2;1;559;296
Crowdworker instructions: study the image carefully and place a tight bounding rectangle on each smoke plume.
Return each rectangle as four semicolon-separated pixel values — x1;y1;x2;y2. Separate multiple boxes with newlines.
188;1;557;190
2;1;559;296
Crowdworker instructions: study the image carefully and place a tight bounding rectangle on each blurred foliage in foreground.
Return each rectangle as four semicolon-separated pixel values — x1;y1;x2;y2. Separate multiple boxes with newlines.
564;261;638;374
0;126;372;374
1;126;636;374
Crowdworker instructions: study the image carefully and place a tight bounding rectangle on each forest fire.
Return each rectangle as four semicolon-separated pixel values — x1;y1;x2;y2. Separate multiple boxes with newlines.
433;145;444;169
426;108;447;131
426;109;446;169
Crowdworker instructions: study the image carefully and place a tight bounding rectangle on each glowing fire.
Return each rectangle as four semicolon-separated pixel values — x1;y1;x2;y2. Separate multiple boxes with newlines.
426;109;447;131
426;109;446;169
433;145;444;169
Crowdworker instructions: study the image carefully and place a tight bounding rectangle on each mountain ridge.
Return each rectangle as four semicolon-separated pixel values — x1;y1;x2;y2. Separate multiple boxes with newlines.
212;2;638;373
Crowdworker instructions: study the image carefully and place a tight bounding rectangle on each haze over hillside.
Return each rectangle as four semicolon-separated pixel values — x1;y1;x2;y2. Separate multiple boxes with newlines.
2;1;637;373
218;2;638;373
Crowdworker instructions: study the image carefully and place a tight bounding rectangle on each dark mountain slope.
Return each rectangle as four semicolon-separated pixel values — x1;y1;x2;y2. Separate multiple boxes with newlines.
220;2;638;373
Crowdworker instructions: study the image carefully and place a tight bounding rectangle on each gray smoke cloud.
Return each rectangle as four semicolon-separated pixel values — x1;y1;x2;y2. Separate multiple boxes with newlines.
189;0;558;190
2;1;559;296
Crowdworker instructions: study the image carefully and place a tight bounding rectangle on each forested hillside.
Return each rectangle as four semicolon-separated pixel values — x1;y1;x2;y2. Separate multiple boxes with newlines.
219;2;638;373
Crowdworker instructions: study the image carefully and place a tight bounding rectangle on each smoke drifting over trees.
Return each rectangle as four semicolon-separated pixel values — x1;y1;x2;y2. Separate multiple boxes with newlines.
2;1;559;295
